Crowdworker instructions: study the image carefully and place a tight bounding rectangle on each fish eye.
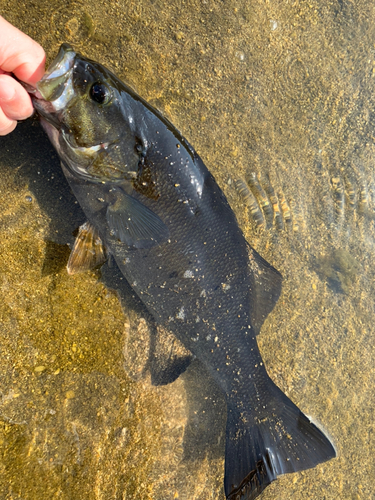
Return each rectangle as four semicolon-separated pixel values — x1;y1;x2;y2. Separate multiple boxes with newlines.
89;82;112;105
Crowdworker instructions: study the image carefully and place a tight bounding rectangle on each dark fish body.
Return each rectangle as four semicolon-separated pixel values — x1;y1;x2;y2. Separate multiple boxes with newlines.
33;44;335;499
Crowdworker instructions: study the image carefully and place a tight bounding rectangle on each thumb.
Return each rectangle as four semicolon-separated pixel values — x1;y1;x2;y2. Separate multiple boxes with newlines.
0;16;45;85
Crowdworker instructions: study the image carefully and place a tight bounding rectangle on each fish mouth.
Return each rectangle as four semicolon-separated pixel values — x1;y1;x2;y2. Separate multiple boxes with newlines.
33;43;76;115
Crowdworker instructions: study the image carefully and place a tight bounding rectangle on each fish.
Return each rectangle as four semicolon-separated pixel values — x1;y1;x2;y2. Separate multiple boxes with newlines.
31;43;335;499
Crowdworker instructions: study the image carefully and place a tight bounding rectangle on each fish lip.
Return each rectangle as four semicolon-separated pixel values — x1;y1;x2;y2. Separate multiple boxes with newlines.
44;43;76;77
60;127;110;155
35;43;76;108
37;110;110;154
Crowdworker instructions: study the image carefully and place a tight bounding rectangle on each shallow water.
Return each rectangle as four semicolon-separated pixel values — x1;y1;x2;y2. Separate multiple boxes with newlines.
0;1;374;499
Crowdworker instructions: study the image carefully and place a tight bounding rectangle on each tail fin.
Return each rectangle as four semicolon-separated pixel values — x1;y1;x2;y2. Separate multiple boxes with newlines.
224;382;336;500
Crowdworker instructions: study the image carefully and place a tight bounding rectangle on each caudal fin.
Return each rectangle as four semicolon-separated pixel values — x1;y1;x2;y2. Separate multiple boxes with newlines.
224;383;336;500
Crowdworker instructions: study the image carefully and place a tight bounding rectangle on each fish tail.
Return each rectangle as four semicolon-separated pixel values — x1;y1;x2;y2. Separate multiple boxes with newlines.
224;381;336;500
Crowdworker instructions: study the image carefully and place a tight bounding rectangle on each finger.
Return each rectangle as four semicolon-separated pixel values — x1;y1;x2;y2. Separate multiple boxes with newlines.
0;106;17;136
0;74;33;120
0;16;45;85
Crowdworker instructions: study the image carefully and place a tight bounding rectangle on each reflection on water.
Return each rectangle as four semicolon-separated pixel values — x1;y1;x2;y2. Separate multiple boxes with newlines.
0;0;374;498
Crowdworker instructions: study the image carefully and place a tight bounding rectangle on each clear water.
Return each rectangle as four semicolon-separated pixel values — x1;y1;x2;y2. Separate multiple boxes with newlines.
0;1;374;498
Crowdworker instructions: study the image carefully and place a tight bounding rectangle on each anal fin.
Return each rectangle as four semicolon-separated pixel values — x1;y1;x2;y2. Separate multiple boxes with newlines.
150;325;193;386
123;315;192;385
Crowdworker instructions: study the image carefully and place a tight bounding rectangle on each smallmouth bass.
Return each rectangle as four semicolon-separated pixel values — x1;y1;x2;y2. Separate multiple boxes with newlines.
32;44;335;500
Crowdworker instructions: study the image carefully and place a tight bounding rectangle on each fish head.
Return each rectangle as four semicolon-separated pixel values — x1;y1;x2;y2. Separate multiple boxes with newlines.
33;43;140;183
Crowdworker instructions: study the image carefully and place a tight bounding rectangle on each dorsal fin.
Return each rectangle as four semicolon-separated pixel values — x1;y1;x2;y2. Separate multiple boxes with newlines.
247;244;282;335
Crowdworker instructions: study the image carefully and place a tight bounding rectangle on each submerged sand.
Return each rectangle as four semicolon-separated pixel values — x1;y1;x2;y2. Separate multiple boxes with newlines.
0;1;374;498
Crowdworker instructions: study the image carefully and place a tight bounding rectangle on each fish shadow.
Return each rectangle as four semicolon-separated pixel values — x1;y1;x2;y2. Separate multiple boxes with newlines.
102;259;226;463
180;359;226;462
0;116;86;245
0;117;226;467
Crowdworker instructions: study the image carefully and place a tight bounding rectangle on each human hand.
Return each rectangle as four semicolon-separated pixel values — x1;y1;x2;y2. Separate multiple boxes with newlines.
0;16;45;135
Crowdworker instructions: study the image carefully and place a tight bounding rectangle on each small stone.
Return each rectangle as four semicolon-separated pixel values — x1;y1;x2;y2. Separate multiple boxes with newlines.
65;390;75;399
270;20;278;31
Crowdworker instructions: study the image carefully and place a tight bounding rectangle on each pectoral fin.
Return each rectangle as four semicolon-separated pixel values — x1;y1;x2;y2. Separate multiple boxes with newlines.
106;192;169;248
67;221;107;275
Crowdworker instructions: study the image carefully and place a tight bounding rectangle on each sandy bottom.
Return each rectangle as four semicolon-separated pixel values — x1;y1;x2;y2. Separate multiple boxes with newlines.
0;1;375;498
